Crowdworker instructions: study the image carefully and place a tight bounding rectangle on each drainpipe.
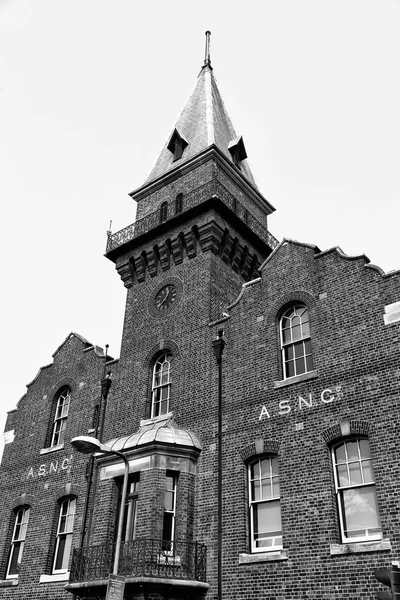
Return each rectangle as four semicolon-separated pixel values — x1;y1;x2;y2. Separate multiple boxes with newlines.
212;329;225;600
79;348;112;548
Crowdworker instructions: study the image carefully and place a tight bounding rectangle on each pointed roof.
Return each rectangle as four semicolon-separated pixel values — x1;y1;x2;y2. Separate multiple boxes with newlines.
145;42;257;187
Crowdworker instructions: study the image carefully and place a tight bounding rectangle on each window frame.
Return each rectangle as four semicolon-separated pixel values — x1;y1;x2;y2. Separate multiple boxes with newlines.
331;438;382;544
52;497;76;574
248;456;282;554
50;387;71;448
151;353;172;418
6;506;30;579
280;304;313;380
162;471;178;552
118;474;140;543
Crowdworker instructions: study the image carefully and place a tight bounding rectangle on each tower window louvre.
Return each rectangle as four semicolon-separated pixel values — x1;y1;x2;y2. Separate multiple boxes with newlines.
175;193;183;215
228;136;247;170
167;129;188;162
159;202;168;224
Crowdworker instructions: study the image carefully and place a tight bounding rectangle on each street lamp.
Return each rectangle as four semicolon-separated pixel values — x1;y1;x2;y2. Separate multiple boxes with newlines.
71;435;129;575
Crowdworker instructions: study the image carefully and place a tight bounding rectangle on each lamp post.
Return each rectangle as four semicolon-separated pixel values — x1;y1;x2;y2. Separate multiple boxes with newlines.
71;435;129;575
212;329;225;600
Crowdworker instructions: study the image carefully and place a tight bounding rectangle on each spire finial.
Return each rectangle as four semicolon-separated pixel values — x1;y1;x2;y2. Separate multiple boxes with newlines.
204;30;211;67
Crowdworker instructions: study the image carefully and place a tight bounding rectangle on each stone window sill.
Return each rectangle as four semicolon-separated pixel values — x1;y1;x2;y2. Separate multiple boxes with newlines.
330;538;391;555
40;444;64;455
274;370;318;389
39;572;70;583
239;550;288;564
0;579;19;587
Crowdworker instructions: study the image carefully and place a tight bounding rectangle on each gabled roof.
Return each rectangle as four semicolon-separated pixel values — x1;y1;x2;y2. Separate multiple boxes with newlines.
52;332;92;358
144;62;257;187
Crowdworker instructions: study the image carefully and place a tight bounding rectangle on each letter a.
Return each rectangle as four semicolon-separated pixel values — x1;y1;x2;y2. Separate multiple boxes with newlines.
259;406;271;421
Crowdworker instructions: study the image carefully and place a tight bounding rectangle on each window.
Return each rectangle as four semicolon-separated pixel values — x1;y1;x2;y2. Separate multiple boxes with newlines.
120;475;140;542
162;472;177;551
280;304;313;379
6;507;30;579
175;193;183;215
151;353;172;418
248;457;282;552
332;439;382;543
159;201;168;224
50;387;70;447
53;498;76;573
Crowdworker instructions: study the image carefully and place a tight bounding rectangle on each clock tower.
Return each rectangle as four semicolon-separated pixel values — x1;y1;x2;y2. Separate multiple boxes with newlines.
105;35;278;427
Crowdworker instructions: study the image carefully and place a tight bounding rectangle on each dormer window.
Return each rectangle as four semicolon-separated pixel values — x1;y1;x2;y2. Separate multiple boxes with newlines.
228;136;247;170
167;129;188;162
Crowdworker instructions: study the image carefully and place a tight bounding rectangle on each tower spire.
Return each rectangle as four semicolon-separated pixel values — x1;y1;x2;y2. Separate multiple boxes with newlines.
204;30;211;67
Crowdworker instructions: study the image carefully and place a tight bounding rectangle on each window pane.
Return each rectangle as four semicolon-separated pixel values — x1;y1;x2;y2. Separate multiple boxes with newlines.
302;321;310;338
251;481;260;502
254;501;282;545
164;490;174;511
295;357;305;375
337;464;349;487
54;536;66;571
271;457;279;476
261;479;272;500
335;445;346;464
348;462;363;485
284;346;294;361
282;327;291;344
294;342;304;358
304;339;312;354
286;360;295;378
292;316;301;328
8;542;23;576
306;354;314;371
260;458;270;476
292;324;302;342
359;439;371;459
163;512;173;543
250;461;260;479
272;480;280;497
346;441;359;461
341;487;381;538
362;460;374;483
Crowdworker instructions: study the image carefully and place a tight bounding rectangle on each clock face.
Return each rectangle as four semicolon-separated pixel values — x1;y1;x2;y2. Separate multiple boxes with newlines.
155;284;177;311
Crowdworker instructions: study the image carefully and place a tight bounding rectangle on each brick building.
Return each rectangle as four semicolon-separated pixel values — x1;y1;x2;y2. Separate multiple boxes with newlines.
1;35;400;600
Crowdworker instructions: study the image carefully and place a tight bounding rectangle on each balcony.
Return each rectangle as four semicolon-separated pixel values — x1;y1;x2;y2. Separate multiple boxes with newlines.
105;179;279;256
67;539;208;597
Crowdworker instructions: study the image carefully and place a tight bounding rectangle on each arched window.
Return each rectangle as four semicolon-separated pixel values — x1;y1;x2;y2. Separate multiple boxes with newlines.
175;193;183;215
332;438;382;543
159;202;168;223
50;387;71;447
151;353;172;418
280;304;313;379
53;497;76;573
248;456;282;553
6;506;30;579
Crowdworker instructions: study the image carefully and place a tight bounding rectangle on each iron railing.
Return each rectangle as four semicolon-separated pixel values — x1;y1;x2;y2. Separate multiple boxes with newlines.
70;539;207;583
106;180;279;253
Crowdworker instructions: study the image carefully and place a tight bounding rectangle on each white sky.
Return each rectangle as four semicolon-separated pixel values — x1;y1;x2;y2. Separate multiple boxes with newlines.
1;0;399;460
